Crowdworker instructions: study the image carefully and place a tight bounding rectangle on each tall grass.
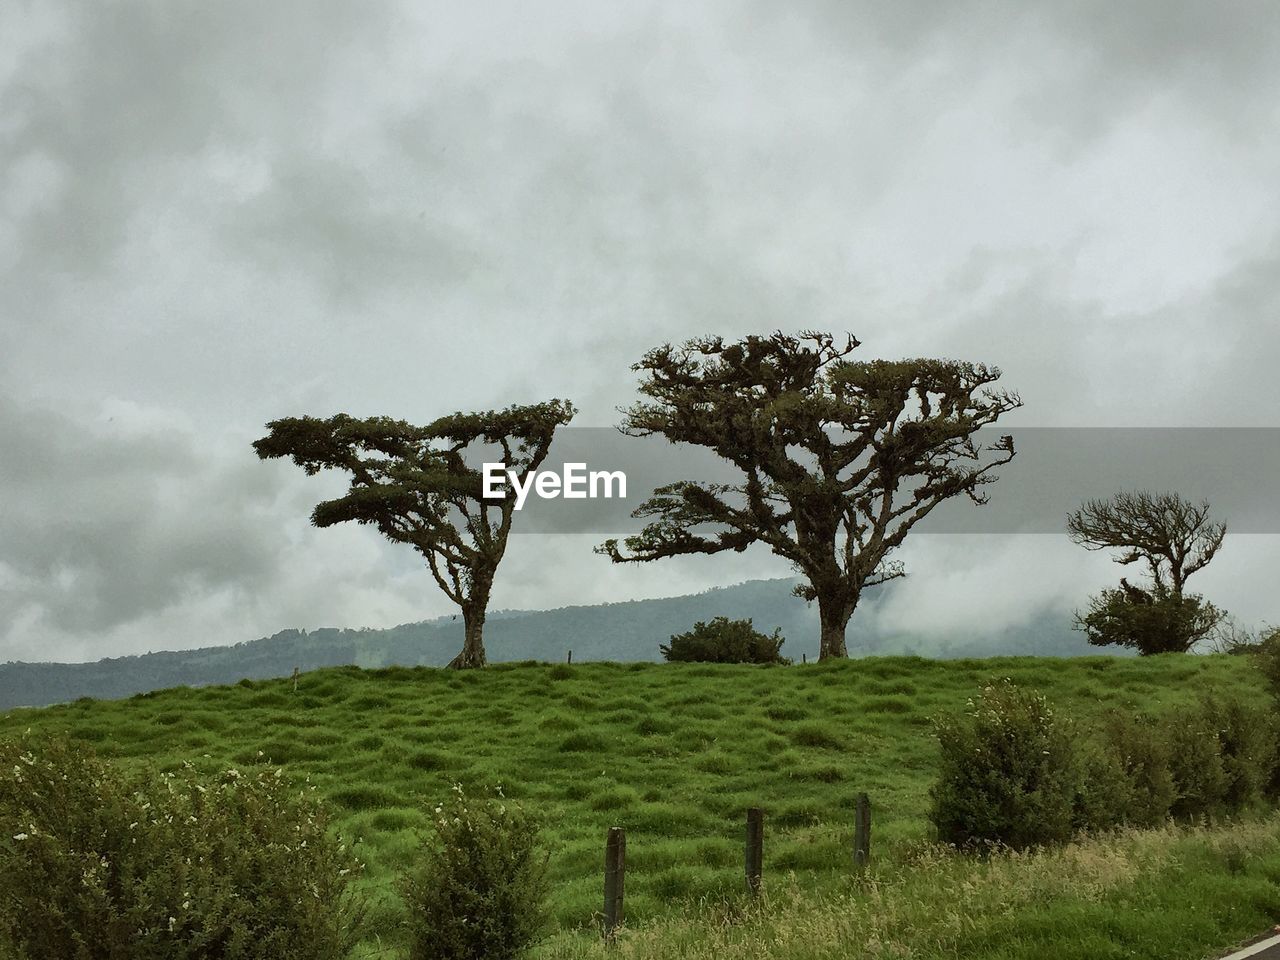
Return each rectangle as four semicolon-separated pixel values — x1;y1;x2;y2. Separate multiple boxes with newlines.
535;816;1280;960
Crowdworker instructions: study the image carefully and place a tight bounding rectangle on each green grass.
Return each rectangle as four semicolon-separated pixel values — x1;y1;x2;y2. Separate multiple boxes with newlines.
0;654;1269;958
539;816;1280;960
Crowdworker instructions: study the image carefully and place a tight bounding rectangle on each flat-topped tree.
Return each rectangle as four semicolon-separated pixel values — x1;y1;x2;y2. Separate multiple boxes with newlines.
254;401;575;669
598;332;1021;660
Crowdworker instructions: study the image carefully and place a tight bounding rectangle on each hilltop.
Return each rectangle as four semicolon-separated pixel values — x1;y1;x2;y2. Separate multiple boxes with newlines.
0;578;1096;709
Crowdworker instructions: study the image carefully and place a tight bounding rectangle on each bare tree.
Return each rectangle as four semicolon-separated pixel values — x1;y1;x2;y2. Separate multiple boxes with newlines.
1067;490;1225;594
1067;491;1227;654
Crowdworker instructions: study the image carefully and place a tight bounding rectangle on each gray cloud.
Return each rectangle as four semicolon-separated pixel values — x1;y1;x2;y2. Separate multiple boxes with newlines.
2;1;1279;660
0;397;280;639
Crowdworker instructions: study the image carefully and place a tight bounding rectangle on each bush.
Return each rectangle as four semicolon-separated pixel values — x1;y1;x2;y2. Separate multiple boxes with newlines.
1158;697;1274;821
401;784;550;960
1096;711;1175;828
1167;708;1230;821
660;617;790;664
1252;626;1280;700
1201;697;1275;813
929;680;1079;850
1075;579;1222;654
1071;736;1130;834
0;734;365;960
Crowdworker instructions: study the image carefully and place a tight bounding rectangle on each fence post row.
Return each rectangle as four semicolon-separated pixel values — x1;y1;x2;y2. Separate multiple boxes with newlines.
603;826;626;941
854;792;871;871
745;807;764;895
603;796;868;930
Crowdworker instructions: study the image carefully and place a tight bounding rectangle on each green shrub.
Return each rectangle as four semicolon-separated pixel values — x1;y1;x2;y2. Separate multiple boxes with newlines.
401;784;550;960
1071;736;1130;833
660;617;790;664
1250;626;1280;699
0;734;365;960
1200;697;1275;813
929;680;1079;850
1097;711;1175;828
1247;631;1280;798
1158;697;1275;821
1167;708;1230;821
1075;580;1223;654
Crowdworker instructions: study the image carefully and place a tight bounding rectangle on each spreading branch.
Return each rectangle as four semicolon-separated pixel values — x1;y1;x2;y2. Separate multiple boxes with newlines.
1066;490;1225;594
597;332;1021;659
254;400;575;668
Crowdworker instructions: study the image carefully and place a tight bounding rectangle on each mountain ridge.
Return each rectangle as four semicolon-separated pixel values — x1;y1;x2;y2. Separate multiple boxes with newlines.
0;578;1098;709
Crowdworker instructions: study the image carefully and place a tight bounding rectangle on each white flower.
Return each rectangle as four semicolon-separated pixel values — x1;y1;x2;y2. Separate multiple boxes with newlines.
12;833;27;841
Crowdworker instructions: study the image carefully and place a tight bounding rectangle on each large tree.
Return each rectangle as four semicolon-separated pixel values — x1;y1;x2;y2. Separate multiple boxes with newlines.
598;332;1021;660
1067;490;1227;654
254;401;575;669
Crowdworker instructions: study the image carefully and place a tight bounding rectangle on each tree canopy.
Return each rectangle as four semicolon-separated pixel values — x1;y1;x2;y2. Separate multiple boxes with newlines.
254;400;575;668
598;332;1021;659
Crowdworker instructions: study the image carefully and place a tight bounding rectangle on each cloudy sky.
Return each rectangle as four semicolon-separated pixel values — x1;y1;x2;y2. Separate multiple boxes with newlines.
3;1;1279;662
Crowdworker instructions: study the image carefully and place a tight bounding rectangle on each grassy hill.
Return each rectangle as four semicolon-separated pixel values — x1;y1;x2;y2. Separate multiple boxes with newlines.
0;577;1097;709
0;653;1268;958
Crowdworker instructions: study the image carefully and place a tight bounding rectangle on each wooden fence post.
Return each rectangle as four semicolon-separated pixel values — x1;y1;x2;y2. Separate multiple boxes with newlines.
603;826;626;940
745;807;764;894
853;792;871;871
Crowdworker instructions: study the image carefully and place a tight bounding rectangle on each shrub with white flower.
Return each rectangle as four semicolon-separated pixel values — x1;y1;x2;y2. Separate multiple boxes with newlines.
0;734;366;959
400;783;550;960
929;679;1081;850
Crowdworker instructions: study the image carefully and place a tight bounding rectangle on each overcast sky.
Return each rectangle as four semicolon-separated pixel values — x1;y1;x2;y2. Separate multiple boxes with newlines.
3;1;1280;662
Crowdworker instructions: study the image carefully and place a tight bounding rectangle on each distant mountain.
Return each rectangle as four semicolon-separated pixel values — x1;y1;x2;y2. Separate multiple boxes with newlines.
0;578;1101;709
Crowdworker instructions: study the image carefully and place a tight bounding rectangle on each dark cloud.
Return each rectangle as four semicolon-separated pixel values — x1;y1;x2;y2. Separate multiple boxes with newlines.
0;396;279;637
1;2;1277;660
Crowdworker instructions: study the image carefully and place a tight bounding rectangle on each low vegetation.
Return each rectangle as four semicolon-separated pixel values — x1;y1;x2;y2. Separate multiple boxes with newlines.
930;680;1277;849
537;816;1280;960
0;734;365;959
401;784;550;960
660;617;789;664
0;654;1272;958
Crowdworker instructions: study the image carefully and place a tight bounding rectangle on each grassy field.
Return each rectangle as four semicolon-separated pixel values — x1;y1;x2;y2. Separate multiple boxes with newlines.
0;654;1271;957
540;816;1280;960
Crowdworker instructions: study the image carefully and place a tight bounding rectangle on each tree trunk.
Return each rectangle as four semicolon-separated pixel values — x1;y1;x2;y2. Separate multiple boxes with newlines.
817;592;853;660
447;605;488;669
